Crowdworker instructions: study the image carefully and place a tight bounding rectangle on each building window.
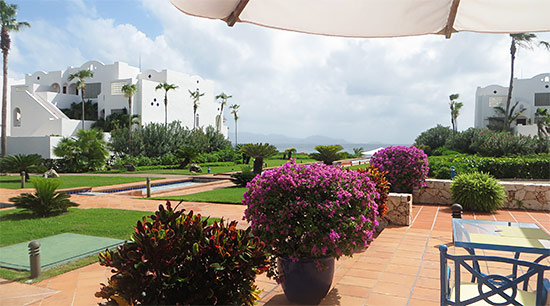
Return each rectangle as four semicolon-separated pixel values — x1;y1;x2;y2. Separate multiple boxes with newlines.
13;108;21;127
489;96;506;107
111;81;126;95
62;85;67;94
516;118;527;125
534;93;550;106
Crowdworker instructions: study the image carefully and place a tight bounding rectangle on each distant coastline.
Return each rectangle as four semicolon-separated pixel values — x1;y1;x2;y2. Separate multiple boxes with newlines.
271;143;407;154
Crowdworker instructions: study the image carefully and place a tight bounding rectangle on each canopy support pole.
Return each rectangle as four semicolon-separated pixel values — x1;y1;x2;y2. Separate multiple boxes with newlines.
444;0;460;38
226;0;250;27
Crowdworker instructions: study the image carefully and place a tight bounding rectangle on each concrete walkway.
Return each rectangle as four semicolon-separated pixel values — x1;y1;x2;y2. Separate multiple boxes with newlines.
0;186;549;305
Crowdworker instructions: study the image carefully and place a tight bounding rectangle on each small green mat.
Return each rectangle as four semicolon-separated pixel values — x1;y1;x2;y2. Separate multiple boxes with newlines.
469;233;546;249
495;226;550;240
0;233;125;271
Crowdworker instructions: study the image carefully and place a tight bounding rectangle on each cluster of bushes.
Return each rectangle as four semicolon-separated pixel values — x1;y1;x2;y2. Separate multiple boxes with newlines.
415;125;549;157
428;154;550;179
110;122;231;158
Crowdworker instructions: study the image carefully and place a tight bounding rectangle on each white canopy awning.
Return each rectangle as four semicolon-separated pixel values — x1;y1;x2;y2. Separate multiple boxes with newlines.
170;0;550;38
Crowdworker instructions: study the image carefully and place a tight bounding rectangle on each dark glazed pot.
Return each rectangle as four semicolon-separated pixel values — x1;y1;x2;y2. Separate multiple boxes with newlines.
277;256;335;304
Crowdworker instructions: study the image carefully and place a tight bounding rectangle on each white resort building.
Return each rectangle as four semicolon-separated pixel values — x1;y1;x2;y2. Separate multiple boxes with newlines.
474;73;550;136
6;61;228;158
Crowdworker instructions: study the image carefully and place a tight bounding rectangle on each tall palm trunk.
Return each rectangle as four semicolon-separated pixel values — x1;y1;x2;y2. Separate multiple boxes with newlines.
505;40;516;131
81;87;85;130
128;96;132;130
164;93;168;126
234;118;238;145
1;26;9;156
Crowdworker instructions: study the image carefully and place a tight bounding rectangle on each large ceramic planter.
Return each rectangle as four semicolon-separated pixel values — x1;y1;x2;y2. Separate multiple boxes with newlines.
277;256;335;304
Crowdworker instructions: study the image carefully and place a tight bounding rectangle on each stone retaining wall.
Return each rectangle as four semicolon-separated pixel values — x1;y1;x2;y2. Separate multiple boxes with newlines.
413;179;550;211
384;193;412;226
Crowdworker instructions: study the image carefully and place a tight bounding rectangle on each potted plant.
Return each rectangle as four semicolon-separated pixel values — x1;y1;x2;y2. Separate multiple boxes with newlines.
370;145;429;193
243;160;379;304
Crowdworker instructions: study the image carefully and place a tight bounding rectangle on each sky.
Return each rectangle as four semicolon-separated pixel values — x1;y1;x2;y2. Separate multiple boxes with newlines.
8;0;550;144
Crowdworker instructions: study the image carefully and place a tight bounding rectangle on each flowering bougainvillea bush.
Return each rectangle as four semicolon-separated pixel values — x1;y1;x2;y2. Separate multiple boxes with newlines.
370;145;429;192
354;167;390;218
243;160;379;279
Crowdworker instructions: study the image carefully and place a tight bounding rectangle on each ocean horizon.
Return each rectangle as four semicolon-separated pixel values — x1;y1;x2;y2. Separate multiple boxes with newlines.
271;143;409;154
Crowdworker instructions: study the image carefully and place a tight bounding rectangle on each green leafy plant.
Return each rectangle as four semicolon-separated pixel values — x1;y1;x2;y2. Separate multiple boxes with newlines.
8;177;78;216
309;145;345;165
450;172;506;212
96;203;269;306
175;146;198;169
414;124;453;153
240;143;278;174
230;165;257;187
53;129;108;172
0;154;45;180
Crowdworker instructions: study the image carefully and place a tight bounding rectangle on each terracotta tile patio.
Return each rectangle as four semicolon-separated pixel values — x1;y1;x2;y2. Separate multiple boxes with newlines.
0;187;548;305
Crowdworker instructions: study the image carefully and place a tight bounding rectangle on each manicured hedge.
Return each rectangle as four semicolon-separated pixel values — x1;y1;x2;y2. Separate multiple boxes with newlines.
428;154;550;179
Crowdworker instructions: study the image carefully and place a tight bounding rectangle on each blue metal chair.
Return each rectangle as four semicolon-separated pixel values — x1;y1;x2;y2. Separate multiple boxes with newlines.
439;245;550;306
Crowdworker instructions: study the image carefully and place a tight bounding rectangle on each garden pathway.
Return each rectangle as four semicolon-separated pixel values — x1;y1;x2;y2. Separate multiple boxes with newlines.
0;190;549;305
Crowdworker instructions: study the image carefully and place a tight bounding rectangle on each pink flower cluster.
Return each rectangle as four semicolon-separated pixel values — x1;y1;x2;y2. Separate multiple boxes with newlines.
243;160;379;262
370;146;429;191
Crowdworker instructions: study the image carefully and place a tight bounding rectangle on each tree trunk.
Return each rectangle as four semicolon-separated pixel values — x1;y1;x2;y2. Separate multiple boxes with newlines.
253;157;263;174
81;88;85;130
128;96;132;130
164;93;168;126
505;39;516;131
234;119;238;146
1;27;9;157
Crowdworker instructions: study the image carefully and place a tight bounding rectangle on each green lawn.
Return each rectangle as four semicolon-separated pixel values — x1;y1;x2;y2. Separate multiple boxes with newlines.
0;175;163;190
0;208;218;282
96;155;317;175
154;186;247;204
347;163;370;170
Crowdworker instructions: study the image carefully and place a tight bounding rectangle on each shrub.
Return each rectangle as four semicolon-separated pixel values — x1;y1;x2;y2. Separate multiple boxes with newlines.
445;128;483;154
8;177;79;216
431;147;460;156
450;172;506;212
230;166;257;187
428;154;550;179
0;154;46;180
414;124;453;153
243;161;378;280
96;203;269;306
354;167;390;218
54;129;108;172
469;130;542;157
240;143;278;174
370;146;429;192
309;145;346;165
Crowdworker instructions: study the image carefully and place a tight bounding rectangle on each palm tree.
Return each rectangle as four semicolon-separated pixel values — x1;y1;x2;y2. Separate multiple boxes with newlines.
1;1;29;157
504;33;549;131
0;153;44;181
229;104;240;145
310;145;345;165
215;92;231;133
493;101;526;131
534;108;550;139
189;89;204;129
284;147;297;160
240;143;278;174
155;82;178;126
121;83;137;130
352;147;364;158
449;93;463;132
67;69;94;130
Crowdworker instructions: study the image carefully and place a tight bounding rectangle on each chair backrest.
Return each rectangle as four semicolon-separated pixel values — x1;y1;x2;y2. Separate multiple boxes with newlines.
439;245;550;306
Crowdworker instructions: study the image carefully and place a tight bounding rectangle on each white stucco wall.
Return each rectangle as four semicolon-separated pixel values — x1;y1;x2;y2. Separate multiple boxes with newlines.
475;73;550;133
8;60;229;156
6;136;63;159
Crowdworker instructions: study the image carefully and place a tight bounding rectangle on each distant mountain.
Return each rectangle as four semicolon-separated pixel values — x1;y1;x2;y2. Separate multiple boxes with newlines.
230;132;350;145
